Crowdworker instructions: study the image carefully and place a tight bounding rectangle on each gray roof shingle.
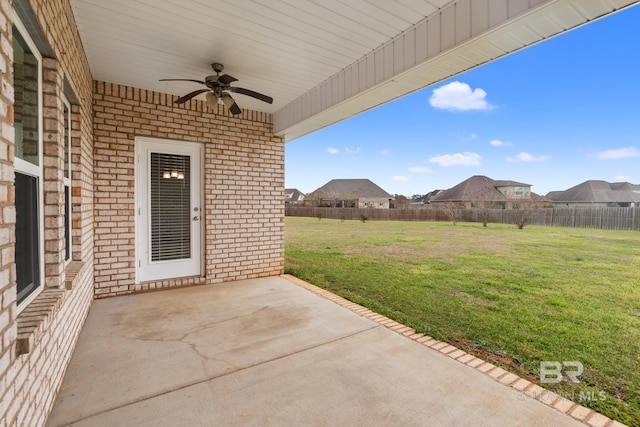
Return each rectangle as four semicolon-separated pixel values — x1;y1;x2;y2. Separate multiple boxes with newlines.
285;188;305;202
306;179;392;200
546;180;640;203
431;175;511;202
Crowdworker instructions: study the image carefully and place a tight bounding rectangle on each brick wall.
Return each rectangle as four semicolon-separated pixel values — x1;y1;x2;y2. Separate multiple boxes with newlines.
93;82;285;297
0;0;95;425
0;0;18;422
42;57;65;289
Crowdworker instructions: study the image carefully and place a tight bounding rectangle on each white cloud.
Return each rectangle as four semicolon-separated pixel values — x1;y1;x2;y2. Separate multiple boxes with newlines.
506;152;550;163
490;139;512;147
380;149;391;156
429;152;482;167
615;175;631;181
344;146;361;155
408;166;432;174
326;147;339;154
590;147;640;160
429;81;493;112
392;176;409;182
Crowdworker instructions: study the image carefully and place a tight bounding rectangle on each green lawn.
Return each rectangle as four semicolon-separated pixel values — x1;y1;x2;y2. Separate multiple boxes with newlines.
284;217;640;425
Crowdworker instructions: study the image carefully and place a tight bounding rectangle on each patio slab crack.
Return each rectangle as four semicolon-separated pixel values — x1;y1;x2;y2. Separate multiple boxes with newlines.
63;324;380;426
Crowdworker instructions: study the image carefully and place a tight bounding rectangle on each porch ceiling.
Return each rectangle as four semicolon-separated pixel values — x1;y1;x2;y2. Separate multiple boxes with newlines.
69;0;639;142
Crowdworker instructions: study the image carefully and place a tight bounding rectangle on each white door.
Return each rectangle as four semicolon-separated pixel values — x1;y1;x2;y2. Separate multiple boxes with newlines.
135;137;202;283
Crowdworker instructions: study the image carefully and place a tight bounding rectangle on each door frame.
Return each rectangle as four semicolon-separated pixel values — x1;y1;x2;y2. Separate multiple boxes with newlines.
134;136;204;283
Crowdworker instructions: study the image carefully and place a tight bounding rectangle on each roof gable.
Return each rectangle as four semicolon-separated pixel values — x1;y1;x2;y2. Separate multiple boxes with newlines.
307;179;391;200
547;180;640;203
431;175;506;202
285;188;305;202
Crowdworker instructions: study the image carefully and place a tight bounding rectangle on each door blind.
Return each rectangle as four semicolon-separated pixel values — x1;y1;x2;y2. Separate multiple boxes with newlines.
150;152;191;261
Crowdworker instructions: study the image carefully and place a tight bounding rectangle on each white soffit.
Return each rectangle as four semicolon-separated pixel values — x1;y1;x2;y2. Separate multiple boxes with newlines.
69;0;450;115
69;0;639;142
274;0;640;141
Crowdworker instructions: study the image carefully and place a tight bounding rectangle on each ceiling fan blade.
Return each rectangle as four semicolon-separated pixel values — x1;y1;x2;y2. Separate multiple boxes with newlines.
230;87;273;104
221;94;242;115
159;78;206;85
217;74;238;85
175;89;209;104
205;92;218;109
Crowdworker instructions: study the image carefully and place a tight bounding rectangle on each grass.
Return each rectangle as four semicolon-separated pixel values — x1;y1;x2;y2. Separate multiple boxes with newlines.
284;217;640;425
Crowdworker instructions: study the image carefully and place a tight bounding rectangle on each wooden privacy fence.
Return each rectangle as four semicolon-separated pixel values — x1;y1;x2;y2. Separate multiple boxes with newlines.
285;206;640;231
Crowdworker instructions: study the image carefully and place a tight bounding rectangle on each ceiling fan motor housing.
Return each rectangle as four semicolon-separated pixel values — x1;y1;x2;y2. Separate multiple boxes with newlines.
205;75;222;89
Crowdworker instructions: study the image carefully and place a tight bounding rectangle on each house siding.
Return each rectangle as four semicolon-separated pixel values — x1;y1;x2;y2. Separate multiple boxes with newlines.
358;198;390;209
496;186;531;199
92;82;284;297
1;0;95;426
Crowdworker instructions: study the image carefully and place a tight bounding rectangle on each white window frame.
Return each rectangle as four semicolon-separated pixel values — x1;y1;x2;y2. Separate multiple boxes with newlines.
14;11;44;313
62;95;72;263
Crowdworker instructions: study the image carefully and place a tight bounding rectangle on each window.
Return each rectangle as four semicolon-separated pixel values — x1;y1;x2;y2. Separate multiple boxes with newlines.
13;13;43;308
150;152;191;261
515;187;525;197
15;173;39;303
63;96;72;262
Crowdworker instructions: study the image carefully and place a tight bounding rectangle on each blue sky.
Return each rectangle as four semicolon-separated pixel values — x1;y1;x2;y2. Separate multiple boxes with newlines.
285;5;640;197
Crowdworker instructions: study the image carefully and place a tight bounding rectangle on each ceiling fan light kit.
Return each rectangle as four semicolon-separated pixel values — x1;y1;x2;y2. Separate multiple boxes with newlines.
160;63;273;116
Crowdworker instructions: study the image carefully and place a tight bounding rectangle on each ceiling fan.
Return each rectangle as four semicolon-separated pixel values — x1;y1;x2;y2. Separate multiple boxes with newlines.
160;63;273;115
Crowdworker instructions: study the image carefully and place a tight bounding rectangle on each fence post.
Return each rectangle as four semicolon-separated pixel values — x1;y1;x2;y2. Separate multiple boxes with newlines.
600;207;603;230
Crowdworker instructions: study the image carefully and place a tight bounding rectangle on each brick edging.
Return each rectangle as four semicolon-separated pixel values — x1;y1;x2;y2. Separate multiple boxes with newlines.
280;274;627;427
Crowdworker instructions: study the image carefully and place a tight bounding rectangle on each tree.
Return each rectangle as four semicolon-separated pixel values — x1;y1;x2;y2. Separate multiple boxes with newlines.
393;194;409;203
439;202;463;225
391;194;409;209
473;190;502;227
512;200;537;229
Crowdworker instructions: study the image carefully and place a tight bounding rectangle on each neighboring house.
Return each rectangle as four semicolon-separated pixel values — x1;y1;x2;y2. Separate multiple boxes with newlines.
285;188;306;204
305;179;392;208
412;190;443;205
546;180;640;207
430;175;545;208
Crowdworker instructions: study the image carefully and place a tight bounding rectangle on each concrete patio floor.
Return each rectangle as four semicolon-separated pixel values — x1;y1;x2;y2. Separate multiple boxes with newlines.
47;276;592;427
